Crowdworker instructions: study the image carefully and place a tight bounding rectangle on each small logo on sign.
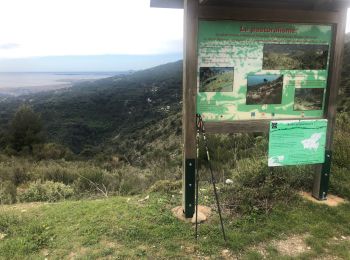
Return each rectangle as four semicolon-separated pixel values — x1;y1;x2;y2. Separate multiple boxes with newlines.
272;122;278;129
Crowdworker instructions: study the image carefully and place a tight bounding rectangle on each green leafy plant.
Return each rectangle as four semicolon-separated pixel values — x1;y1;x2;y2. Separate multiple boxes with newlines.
18;181;74;202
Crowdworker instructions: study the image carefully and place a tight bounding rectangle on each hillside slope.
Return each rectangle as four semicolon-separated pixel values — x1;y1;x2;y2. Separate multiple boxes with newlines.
0;61;182;154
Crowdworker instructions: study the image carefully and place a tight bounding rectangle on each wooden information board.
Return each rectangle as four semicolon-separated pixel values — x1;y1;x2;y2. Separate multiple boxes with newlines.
197;21;333;121
151;0;349;218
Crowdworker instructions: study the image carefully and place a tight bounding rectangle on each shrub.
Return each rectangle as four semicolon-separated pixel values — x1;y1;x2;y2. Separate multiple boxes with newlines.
333;113;350;169
0;162;30;186
148;179;182;193
33;143;74;160
222;158;313;214
32;162;78;185
18;181;74;202
9;105;43;152
0;181;17;204
73;167;107;194
330;166;350;199
110;166;151;195
333;132;350;169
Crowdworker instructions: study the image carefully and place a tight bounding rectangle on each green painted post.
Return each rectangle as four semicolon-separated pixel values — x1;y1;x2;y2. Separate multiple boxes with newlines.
312;151;332;200
183;159;195;217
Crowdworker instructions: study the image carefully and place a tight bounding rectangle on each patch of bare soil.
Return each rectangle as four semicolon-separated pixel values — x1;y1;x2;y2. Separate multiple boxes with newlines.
332;235;350;242
0;202;47;213
220;249;239;259
249;234;310;258
299;192;346;207
171;205;212;223
272;234;310;257
249;243;268;258
67;247;88;259
312;256;340;260
100;239;122;250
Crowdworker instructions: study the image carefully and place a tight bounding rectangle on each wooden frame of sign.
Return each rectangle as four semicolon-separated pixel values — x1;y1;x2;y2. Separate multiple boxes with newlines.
151;0;349;218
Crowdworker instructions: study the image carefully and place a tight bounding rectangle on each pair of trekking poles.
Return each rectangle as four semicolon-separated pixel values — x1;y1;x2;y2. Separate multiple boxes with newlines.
195;113;227;242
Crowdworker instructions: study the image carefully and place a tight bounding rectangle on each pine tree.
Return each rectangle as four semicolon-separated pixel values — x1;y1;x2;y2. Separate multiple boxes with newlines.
10;105;43;151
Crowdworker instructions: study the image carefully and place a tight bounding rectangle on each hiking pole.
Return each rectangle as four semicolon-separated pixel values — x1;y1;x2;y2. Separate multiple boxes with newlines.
198;114;227;242
195;114;201;241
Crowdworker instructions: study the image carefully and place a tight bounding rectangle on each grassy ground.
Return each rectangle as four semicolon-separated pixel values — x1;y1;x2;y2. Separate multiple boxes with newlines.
0;191;350;259
200;71;233;92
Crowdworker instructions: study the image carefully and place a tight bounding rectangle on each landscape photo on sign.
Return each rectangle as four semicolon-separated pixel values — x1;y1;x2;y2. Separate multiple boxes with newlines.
199;67;234;92
246;75;283;105
262;44;329;70
294;88;325;110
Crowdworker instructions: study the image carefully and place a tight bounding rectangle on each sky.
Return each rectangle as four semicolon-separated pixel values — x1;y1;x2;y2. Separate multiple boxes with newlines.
0;0;183;58
0;1;349;71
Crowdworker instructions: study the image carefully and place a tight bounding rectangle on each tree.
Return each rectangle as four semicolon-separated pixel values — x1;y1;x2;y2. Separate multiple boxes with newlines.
10;105;43;152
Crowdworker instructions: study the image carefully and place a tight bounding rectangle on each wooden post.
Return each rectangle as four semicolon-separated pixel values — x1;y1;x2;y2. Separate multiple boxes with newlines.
182;0;198;218
312;8;347;200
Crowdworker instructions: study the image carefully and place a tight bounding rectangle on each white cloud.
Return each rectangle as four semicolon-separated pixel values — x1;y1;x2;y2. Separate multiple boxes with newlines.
0;43;20;49
0;2;348;59
347;8;350;33
0;0;183;58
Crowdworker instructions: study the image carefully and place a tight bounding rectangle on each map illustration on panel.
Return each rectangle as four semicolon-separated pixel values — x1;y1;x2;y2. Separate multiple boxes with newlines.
268;120;327;166
199;67;234;92
263;44;329;70
246;75;283;105
197;20;332;121
294;88;325;111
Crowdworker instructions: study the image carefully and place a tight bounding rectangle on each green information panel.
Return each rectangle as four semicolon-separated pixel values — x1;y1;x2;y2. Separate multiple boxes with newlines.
197;20;333;121
268;119;327;166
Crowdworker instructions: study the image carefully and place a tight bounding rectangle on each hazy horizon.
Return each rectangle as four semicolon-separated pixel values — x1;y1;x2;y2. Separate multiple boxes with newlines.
0;0;183;73
0;53;182;73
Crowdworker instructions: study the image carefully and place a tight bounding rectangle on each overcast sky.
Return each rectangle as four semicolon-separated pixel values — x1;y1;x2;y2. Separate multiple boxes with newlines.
0;0;183;59
0;1;349;71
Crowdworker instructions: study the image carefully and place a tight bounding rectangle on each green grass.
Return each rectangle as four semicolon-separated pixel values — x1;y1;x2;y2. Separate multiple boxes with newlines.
200;71;234;92
1;192;350;259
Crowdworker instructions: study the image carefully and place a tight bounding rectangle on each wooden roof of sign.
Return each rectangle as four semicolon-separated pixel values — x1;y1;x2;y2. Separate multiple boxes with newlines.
150;0;350;10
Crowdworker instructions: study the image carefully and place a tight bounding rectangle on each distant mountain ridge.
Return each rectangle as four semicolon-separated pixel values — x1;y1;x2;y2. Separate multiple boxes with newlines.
0;53;182;72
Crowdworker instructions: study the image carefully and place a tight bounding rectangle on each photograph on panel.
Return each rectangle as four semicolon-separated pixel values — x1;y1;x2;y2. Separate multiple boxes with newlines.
262;44;329;70
246;74;283;105
199;67;234;92
294;88;325;110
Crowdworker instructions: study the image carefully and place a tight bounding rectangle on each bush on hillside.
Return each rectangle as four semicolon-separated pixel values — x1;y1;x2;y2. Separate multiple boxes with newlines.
333;113;350;169
0;181;17;204
330;113;350;199
9;105;43;152
107;166;151;195
73;167;108;195
148;179;182;193
0;162;30;186
33;143;74;160
18;181;74;202
71;165;151;196
330;166;350;199
222;158;313;214
32;162;78;185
